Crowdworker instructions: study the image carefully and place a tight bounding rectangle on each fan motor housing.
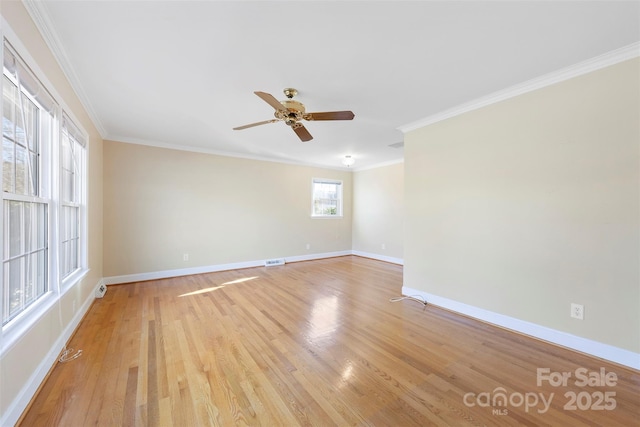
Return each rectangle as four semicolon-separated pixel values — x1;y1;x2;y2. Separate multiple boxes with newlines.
276;99;305;125
281;99;305;113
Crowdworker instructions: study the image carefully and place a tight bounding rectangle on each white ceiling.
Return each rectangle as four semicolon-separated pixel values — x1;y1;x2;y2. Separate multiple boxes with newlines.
25;1;640;170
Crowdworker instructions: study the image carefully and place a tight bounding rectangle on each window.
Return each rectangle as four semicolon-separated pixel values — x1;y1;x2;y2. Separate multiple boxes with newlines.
2;42;56;325
1;39;88;337
312;178;343;217
60;113;85;280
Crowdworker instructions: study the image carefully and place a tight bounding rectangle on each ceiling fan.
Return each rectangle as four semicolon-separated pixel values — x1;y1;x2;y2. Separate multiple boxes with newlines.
233;88;355;142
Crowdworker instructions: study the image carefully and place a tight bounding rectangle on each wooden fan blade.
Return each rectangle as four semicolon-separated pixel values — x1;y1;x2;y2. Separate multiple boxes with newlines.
292;124;313;142
305;111;355;121
233;119;278;130
255;91;287;112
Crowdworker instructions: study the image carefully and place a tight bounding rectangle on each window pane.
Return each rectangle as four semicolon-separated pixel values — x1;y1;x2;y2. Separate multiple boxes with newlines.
312;180;342;216
30;152;38;195
2;262;8;318
24;201;32;252
3;80;39;197
62;170;71;202
62;137;71;169
8;258;23;319
314;198;338;215
2;201;48;324
70;207;78;237
15;143;27;194
71;170;77;202
61;205;79;278
62;240;69;276
25;98;38;151
25;253;37;304
14;109;25;147
71;238;78;270
60;206;67;241
8;201;22;257
37;203;47;249
61;136;79;204
3;137;15;192
37;249;46;296
2;77;16;140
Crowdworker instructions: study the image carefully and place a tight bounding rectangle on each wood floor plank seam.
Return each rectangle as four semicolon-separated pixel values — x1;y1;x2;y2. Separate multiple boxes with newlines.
18;256;640;426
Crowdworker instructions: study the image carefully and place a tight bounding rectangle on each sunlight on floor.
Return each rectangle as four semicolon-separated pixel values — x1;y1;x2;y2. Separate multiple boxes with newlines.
340;362;354;387
308;295;339;340
179;276;259;297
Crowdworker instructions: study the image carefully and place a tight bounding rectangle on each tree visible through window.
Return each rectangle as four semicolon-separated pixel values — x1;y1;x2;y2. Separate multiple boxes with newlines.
2;44;54;325
2;40;88;331
312;178;343;217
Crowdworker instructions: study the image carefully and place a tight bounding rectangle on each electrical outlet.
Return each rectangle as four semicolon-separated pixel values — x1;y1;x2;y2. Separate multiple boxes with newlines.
72;300;76;313
183;253;189;261
381;243;386;250
571;303;584;320
306;243;310;250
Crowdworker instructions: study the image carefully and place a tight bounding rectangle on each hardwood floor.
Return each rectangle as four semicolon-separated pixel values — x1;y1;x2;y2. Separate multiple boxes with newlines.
19;256;640;426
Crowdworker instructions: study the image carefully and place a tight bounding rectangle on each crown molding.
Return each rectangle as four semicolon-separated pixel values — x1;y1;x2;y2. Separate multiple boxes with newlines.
108;135;358;172
22;0;107;138
352;158;404;172
398;42;640;133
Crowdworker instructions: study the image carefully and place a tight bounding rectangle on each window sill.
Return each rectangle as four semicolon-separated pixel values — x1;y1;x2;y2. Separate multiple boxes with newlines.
61;268;90;293
1;267;90;357
311;215;344;219
0;292;57;357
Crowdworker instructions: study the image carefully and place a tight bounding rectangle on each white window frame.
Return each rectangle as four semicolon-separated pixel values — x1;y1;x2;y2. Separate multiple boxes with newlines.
311;178;343;218
0;30;89;355
59;112;87;287
2;43;56;329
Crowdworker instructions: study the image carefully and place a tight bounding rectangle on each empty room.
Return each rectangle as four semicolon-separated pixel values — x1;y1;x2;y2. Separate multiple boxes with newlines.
1;1;639;426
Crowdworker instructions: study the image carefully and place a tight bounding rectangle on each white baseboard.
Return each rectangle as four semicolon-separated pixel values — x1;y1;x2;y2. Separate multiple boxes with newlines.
402;286;640;371
285;250;353;264
351;250;403;265
103;260;263;285
1;283;96;427
103;251;354;285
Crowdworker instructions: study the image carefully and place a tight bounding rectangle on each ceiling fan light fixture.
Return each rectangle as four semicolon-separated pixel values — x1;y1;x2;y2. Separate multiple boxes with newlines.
283;88;298;99
342;155;355;167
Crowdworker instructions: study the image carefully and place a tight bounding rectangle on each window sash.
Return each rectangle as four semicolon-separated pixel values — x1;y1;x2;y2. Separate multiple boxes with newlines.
60;113;84;280
0;37;89;337
61;117;81;204
60;204;79;279
2;40;56;327
3;42;56;114
312;179;343;217
3;75;40;196
2;198;48;325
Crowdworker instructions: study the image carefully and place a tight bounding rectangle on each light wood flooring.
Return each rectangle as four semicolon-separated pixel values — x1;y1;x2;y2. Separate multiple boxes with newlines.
19;256;640;426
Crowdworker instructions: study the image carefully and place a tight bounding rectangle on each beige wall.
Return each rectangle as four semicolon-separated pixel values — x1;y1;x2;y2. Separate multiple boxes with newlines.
404;58;639;352
353;162;404;261
3;0;637;420
103;141;352;277
1;1;103;422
